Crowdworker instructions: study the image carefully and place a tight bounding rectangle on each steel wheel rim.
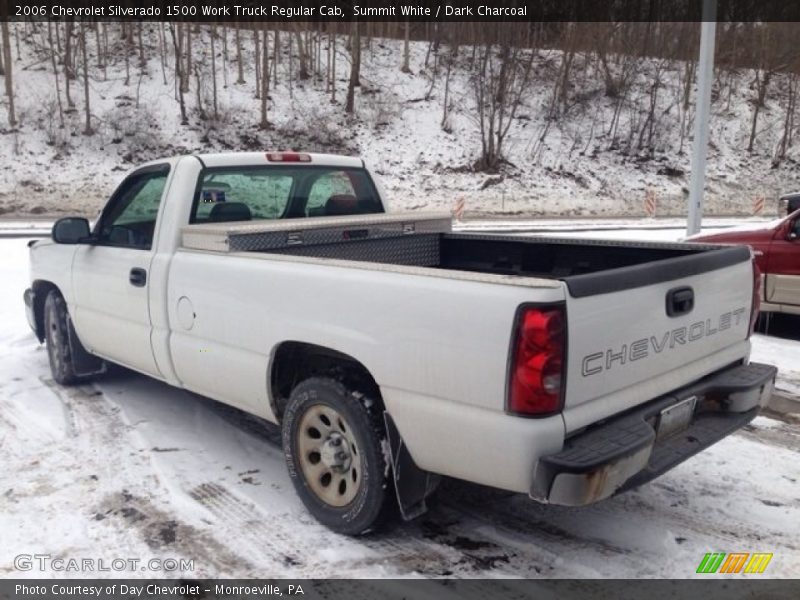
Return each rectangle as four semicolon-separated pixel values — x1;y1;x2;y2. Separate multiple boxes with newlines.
296;404;361;507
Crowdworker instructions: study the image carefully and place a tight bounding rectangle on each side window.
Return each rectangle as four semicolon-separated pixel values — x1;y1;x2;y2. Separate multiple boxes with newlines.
96;169;169;249
306;172;357;216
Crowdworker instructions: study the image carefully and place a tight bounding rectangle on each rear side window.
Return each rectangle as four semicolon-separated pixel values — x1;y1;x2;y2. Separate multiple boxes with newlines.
191;166;383;224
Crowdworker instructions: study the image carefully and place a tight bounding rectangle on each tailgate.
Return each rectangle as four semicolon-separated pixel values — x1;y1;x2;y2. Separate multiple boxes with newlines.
561;245;754;433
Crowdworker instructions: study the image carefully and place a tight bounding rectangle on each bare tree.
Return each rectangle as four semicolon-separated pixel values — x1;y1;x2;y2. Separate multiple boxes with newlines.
315;28;322;79
137;22;145;67
636;59;670;154
678;57;697;154
345;22;361;114
253;28;261;98
14;18;21;61
593;24;639;99
293;24;310;79
80;22;93;135
210;25;218;120
235;26;245;84
272;28;279;87
47;22;64;128
221;25;228;88
472;38;534;171
401;20;411;73
441;44;456;130
259;25;270;129
55;21;61;55
157;22;168;85
748;68;771;153
326;31;332;94
1;20;15;126
64;21;75;107
556;25;576;113
329;32;336;102
101;22;108;80
123;22;131;87
745;24;800;153
775;73;798;164
168;24;188;125
193;64;205;120
95;23;102;68
184;24;192;93
424;43;439;100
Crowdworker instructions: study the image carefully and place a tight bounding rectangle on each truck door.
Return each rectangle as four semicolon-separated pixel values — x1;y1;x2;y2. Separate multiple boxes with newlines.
71;165;170;377
765;216;800;307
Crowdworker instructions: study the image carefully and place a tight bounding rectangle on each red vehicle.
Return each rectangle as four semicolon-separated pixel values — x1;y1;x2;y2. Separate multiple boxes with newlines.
689;210;800;315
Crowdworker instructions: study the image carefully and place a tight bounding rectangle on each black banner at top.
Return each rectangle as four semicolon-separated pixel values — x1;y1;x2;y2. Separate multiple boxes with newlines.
4;0;800;22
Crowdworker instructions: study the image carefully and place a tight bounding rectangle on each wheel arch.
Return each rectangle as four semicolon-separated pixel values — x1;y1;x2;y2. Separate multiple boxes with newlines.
31;280;62;343
268;340;383;424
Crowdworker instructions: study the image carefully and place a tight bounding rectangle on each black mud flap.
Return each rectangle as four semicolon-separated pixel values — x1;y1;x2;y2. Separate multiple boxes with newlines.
66;315;106;378
384;413;441;521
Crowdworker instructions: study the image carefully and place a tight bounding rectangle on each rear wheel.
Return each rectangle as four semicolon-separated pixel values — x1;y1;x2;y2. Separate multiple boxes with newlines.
282;377;393;535
44;291;80;385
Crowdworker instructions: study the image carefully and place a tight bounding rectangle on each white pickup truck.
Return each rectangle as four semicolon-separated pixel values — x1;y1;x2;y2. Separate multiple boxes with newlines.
25;152;776;535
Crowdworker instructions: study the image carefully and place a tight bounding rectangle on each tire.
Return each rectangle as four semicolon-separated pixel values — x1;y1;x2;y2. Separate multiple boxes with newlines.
282;377;394;535
43;291;81;385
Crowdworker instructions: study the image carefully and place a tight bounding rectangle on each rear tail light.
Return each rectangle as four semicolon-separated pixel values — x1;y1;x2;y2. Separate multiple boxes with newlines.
507;305;566;416
749;257;762;337
265;152;311;162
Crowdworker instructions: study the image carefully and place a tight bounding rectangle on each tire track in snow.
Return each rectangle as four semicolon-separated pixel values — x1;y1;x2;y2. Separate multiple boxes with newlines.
96;489;251;577
186;481;484;577
39;377;254;577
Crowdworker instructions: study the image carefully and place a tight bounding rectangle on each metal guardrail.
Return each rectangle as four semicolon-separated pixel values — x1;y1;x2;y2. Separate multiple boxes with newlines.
0;220;53;238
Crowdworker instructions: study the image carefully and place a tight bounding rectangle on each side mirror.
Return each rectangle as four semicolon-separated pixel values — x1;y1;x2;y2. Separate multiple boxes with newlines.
52;217;91;244
789;221;800;241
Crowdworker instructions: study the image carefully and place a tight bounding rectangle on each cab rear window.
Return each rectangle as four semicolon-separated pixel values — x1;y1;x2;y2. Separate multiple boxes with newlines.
191;166;383;224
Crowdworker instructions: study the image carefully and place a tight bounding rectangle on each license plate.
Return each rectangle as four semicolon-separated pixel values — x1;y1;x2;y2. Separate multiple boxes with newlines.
657;396;697;440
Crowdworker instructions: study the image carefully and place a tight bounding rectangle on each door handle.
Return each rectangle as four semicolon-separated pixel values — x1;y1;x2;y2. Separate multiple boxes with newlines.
129;267;147;287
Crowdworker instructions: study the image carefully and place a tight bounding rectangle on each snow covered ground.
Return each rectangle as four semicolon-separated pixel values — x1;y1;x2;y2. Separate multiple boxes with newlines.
0;234;798;579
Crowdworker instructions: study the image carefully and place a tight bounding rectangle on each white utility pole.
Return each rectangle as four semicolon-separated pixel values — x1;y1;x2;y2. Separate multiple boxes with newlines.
686;0;717;236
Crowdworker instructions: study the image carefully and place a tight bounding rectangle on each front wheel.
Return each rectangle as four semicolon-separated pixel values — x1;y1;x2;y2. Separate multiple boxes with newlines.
43;291;81;385
282;377;394;535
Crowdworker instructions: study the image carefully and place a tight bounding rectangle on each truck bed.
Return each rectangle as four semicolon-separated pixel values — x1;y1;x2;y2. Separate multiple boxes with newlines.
181;212;751;296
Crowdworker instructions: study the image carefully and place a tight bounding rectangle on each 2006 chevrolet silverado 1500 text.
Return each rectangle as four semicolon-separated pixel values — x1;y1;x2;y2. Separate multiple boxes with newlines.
24;152;777;534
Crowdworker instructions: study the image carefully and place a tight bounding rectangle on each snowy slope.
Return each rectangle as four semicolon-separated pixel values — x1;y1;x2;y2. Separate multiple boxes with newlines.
1;23;799;219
